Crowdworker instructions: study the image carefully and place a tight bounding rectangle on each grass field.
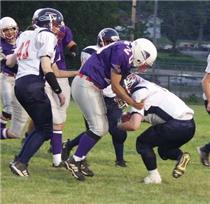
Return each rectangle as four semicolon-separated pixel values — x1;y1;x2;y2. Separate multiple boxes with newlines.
1;103;210;204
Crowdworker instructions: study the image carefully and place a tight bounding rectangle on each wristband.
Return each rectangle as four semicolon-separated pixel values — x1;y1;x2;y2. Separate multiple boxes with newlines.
45;72;62;94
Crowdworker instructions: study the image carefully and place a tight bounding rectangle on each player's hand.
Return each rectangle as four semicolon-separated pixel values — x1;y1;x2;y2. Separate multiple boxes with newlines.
132;101;144;110
58;93;65;106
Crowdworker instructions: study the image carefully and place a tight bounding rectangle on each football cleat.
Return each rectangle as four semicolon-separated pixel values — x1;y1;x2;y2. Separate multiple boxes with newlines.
64;156;85;181
197;147;210;167
172;152;190;178
80;159;94;177
9;161;29;177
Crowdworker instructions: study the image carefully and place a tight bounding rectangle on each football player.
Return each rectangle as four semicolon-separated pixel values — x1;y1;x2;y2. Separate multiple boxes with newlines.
24;8;79;167
64;38;157;181
118;73;196;184
197;53;210;167
62;28;128;168
8;8;66;176
0;16;29;139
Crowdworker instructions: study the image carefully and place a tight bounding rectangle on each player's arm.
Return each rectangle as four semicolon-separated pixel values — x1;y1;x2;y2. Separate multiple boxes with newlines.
6;53;17;68
51;63;79;78
111;68;144;110
118;112;143;131
202;73;210;111
41;56;65;106
67;41;77;57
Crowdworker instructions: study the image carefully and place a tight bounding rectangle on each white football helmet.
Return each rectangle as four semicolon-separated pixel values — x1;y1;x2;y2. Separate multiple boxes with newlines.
131;38;157;72
0;17;18;40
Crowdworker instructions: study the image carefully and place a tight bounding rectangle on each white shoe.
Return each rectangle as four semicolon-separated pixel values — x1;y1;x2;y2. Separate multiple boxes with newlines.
144;174;162;184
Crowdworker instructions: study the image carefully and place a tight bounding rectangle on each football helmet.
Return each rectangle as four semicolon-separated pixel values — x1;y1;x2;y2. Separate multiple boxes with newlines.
97;28;120;47
131;38;157;72
0;17;18;41
34;8;64;32
32;8;43;27
123;73;139;93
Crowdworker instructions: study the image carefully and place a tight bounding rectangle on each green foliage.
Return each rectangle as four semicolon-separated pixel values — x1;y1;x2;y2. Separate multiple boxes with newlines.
1;104;210;204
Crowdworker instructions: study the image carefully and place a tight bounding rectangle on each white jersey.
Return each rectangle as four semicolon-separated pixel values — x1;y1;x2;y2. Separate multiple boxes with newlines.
80;45;116;98
15;28;57;79
129;75;194;125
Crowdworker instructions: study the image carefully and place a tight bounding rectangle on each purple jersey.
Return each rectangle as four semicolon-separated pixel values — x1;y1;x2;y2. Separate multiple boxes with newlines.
0;39;18;75
80;41;133;89
55;26;74;70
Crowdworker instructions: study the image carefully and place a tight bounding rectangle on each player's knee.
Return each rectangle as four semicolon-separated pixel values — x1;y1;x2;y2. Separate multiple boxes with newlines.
157;147;168;160
91;122;108;137
111;130;127;143
136;137;149;155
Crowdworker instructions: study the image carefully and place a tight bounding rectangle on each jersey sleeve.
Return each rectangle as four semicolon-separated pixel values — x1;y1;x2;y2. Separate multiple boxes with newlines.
36;31;57;59
62;26;73;47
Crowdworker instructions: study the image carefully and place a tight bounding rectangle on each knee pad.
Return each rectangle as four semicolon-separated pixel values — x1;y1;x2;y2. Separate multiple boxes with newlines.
157;147;168;160
90;121;108;137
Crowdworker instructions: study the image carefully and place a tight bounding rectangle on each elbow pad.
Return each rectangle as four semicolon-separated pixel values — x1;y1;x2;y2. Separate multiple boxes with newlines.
45;72;62;94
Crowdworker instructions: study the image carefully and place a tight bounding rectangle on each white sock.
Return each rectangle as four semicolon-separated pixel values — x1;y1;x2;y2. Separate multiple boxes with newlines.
73;155;83;162
148;169;160;176
53;154;61;166
2;128;8;139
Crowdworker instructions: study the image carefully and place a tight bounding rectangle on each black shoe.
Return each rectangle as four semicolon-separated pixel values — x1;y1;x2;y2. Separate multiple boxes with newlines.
9;161;29;177
81;159;94;177
197;147;210;167
115;160;127;167
61;139;71;161
172;152;190;178
9;155;19;165
64;156;85;181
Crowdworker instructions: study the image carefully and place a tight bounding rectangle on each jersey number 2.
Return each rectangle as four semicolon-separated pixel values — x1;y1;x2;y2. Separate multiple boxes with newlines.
17;40;30;60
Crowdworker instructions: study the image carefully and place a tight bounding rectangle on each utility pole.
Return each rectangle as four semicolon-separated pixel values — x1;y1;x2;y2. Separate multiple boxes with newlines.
130;0;137;41
153;0;158;46
152;0;158;80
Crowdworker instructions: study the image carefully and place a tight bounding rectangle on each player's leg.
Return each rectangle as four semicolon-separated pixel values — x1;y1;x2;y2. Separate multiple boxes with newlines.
136;125;166;184
46;78;70;167
0;74;14;138
105;97;127;167
197;100;210;166
10;77;53;176
6;93;29;138
64;76;108;180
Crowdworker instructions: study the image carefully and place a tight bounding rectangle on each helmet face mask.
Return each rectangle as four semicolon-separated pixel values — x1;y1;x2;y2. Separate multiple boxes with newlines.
0;17;18;41
97;28;120;47
123;73;139;93
131;38;157;72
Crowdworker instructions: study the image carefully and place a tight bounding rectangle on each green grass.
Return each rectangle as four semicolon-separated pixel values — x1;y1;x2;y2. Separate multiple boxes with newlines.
1;103;210;204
